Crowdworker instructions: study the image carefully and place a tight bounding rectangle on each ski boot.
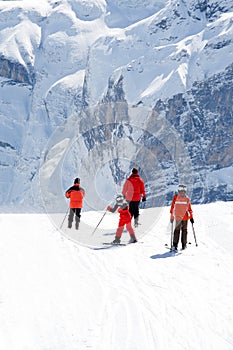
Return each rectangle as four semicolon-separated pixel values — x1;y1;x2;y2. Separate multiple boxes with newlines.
112;237;121;244
171;244;178;252
128;234;137;244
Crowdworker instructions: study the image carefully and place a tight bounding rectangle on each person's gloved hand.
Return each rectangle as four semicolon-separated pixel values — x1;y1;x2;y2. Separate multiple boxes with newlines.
170;219;174;223
142;196;146;202
190;218;194;224
107;205;111;211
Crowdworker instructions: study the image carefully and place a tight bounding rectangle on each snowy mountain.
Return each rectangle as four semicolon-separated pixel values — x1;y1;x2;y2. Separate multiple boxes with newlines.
1;202;233;349
0;0;233;211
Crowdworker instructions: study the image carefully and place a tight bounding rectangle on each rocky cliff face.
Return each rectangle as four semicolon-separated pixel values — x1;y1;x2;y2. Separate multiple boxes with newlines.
0;0;233;211
0;56;34;85
153;63;233;204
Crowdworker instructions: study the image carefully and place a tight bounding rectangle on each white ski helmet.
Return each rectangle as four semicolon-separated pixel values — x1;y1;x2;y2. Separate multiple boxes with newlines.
116;194;124;203
178;184;187;193
116;194;127;208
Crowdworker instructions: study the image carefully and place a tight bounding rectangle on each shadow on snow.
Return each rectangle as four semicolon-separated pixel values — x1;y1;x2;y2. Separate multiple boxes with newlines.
150;251;181;259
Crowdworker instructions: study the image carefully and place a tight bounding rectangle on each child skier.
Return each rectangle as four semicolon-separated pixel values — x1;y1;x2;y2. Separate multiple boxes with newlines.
107;195;137;244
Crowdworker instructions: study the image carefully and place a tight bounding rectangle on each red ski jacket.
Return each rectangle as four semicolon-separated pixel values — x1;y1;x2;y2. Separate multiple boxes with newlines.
118;207;132;226
65;184;85;208
122;174;146;201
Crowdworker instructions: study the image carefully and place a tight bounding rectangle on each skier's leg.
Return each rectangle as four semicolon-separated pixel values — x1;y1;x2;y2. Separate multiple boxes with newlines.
129;201;134;218
135;201;140;218
126;222;135;235
130;201;140;226
134;201;140;226
75;208;81;229
181;220;188;249
116;226;124;238
126;223;137;243
112;226;124;243
173;220;181;249
68;208;74;228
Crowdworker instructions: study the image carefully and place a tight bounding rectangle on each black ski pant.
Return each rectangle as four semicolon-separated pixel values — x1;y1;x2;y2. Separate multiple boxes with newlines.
68;208;81;228
129;201;140;220
173;220;188;248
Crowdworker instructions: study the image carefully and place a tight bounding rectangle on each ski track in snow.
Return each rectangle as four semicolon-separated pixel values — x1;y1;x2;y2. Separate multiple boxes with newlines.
0;203;233;350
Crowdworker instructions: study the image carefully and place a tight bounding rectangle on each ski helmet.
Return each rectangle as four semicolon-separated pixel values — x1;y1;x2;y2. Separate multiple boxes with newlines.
116;194;124;203
116;195;128;208
178;184;186;193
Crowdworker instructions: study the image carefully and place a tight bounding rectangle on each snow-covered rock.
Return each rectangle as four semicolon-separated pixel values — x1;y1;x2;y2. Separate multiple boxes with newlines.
0;0;233;211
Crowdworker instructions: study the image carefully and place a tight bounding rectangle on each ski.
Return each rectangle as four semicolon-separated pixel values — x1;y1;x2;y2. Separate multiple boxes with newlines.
102;241;142;247
165;242;191;250
165;244;178;253
103;242;127;246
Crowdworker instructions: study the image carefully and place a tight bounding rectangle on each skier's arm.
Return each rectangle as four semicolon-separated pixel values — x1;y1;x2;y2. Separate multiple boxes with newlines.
188;201;194;221
80;187;85;197
140;179;146;198
122;180;129;197
170;194;177;221
107;203;118;213
65;187;72;198
170;195;176;214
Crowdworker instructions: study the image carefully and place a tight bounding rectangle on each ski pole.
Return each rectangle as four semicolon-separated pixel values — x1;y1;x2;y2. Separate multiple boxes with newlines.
191;223;198;246
91;209;107;236
170;220;174;251
60;206;69;229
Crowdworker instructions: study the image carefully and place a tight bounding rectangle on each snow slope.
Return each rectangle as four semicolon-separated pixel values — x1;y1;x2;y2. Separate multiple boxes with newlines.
0;201;233;350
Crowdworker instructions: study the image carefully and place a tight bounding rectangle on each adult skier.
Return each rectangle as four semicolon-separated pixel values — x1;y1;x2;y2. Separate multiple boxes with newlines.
65;178;85;229
107;195;137;244
170;184;194;250
122;168;146;227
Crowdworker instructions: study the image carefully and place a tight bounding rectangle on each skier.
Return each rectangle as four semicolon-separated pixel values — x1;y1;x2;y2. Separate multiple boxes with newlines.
107;195;137;244
65;178;85;229
122;168;146;227
170;184;194;250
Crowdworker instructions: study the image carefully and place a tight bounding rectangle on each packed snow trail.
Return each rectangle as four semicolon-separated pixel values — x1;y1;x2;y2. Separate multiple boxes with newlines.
0;203;233;350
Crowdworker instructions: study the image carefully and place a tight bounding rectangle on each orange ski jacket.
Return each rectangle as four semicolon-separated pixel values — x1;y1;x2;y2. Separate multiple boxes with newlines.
65;184;85;208
170;194;193;221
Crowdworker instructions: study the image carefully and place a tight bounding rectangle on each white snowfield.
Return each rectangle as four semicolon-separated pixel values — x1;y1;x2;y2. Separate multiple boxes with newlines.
0;201;233;350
